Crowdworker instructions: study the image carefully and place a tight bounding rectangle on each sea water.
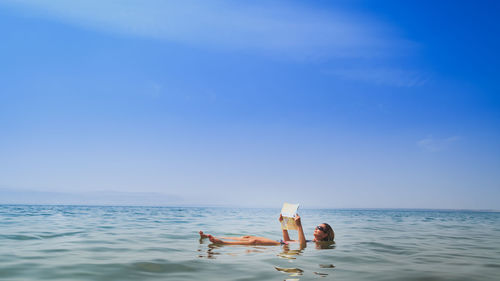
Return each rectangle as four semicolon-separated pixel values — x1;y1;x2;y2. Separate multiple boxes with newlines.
1;205;499;280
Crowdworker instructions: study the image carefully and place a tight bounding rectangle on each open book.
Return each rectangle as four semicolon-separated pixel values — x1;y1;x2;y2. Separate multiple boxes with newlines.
280;202;300;230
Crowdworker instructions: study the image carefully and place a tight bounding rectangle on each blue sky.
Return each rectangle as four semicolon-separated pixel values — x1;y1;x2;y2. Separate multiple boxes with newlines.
1;0;499;209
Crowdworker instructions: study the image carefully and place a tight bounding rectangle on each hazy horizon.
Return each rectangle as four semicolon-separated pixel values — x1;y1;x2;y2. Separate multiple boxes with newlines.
1;188;498;211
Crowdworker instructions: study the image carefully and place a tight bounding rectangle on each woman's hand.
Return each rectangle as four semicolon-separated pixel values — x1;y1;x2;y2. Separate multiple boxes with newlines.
295;214;307;247
280;214;291;241
294;214;302;227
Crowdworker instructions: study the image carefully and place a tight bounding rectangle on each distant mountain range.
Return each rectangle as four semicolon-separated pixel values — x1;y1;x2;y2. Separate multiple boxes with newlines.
0;188;184;206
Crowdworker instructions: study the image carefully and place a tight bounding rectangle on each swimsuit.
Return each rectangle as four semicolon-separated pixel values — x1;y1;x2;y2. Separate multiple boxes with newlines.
277;240;313;245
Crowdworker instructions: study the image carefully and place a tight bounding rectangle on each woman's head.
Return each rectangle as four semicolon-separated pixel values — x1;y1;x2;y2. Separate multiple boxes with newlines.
314;223;334;242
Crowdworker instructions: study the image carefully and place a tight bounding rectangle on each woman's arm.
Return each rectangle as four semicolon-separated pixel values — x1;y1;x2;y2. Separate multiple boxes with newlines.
295;214;307;247
279;214;291;241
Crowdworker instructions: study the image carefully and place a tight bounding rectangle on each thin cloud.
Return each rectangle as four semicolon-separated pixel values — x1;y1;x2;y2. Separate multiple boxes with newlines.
3;0;413;60
417;135;461;152
327;67;429;87
143;81;163;99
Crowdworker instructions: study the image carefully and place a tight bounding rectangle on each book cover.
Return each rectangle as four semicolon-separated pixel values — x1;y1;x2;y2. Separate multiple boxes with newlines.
280;202;300;230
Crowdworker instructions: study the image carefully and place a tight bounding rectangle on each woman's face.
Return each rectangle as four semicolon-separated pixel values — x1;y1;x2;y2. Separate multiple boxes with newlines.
314;223;328;240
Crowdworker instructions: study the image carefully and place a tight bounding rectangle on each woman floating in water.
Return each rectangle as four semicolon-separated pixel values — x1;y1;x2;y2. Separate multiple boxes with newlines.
199;214;334;247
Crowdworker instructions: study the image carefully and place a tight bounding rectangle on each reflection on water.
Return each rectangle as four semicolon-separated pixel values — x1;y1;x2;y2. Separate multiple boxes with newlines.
278;244;304;260
275;266;304;276
198;238;336;280
275;263;335;279
197;243;222;259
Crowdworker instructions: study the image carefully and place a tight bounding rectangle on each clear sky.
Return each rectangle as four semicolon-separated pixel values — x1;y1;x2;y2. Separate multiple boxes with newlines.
1;0;499;209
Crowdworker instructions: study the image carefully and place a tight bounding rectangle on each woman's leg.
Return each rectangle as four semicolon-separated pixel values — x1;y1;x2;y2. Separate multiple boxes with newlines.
208;235;280;245
200;232;259;241
219;235;257;241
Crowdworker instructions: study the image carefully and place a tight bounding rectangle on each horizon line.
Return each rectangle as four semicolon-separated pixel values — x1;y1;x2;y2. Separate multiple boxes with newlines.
1;203;498;213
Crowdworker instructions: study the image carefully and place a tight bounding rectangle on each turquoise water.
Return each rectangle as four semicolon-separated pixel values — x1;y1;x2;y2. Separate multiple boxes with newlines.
1;205;499;280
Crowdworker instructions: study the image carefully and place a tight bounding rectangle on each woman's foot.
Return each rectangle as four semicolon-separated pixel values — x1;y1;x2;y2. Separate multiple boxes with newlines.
208;235;224;244
199;231;209;239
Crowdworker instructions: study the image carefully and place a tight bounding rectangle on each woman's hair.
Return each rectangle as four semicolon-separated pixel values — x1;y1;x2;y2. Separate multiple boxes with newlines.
321;223;335;241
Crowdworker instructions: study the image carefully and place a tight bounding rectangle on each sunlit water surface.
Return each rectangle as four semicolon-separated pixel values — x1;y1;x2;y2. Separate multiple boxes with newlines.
1;205;499;280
